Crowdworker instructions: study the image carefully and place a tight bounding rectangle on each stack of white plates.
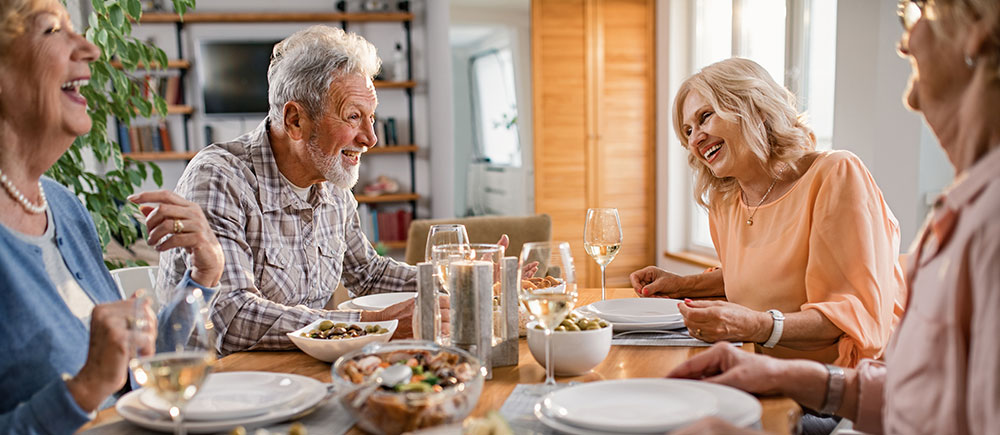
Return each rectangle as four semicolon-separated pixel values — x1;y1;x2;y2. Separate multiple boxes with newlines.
534;379;761;434
337;292;417;311
117;372;327;433
577;298;685;331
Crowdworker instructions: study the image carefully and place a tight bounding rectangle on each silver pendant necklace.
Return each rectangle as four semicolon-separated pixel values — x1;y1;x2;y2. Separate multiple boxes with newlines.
743;177;778;226
0;167;48;214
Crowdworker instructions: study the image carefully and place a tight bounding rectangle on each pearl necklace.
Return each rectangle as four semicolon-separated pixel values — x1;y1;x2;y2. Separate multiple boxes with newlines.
0;167;48;214
743;177;778;226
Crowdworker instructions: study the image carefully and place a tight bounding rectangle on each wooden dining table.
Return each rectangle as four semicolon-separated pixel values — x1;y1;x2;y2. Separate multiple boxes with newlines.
83;288;801;434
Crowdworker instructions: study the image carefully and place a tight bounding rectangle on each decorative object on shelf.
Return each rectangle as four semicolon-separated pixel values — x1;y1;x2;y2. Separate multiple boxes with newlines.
360;0;391;12
47;0;195;268
391;42;407;81
361;175;401;196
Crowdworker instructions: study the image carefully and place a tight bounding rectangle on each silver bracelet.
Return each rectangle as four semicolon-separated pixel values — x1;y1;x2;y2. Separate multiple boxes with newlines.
820;364;845;415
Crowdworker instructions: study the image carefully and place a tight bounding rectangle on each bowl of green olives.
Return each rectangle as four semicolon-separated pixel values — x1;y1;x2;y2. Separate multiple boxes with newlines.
526;312;612;376
287;319;397;362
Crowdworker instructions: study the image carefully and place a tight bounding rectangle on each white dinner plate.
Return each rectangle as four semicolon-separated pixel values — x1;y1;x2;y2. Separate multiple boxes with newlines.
671;379;762;428
337;300;360;310
578;298;682;324
118;373;326;433
609;318;687;332
139;372;300;421
348;292;417;311
540;378;718;433
534;379;761;433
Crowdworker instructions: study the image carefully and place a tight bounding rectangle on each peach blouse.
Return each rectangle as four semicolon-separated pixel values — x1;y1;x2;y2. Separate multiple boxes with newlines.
709;150;906;366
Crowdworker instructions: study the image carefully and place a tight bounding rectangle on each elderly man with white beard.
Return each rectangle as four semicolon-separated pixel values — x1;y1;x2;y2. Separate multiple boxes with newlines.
158;26;440;355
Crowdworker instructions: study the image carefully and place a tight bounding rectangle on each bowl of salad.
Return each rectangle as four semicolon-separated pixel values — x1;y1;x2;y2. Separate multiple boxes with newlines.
331;340;487;435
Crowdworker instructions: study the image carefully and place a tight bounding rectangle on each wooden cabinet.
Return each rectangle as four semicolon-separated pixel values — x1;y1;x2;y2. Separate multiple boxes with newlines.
532;0;655;287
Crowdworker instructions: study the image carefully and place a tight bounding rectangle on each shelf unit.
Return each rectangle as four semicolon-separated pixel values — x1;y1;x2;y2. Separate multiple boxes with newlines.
124;151;198;161
133;6;421;248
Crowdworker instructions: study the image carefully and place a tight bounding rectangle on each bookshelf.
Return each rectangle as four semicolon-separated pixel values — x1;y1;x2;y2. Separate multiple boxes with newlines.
128;6;422;249
124;151;198;161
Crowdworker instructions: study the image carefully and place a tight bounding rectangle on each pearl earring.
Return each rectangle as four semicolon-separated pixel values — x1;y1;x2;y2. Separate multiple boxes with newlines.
965;55;976;68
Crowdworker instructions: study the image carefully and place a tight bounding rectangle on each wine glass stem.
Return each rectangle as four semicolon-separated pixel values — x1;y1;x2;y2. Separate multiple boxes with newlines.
170;405;186;435
544;327;555;386
600;264;607;300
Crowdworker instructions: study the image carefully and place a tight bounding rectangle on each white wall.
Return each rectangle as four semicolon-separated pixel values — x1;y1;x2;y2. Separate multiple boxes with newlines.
832;0;952;247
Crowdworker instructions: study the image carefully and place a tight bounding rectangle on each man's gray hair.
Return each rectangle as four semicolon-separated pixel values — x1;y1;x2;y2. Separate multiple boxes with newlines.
267;25;381;126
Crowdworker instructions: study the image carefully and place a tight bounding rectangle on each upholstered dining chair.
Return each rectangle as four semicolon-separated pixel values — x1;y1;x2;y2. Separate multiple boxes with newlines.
403;214;553;265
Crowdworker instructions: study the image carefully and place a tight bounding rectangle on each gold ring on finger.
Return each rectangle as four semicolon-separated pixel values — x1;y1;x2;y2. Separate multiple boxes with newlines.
173;219;184;234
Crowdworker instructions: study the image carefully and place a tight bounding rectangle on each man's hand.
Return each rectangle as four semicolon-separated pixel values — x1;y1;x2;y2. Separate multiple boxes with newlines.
677;299;772;343
365;295;451;339
130;190;225;287
67;297;156;412
629;266;686;297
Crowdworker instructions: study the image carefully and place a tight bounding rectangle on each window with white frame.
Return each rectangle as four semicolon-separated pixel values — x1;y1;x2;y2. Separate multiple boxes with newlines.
470;48;521;167
685;0;838;254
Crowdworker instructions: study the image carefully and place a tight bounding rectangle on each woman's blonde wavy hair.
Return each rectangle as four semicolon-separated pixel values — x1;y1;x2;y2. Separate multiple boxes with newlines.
0;0;44;56
672;58;816;209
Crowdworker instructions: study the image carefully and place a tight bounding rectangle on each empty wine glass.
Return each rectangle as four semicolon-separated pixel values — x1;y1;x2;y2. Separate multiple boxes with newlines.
584;208;623;300
130;285;216;435
519;241;578;392
425;224;469;262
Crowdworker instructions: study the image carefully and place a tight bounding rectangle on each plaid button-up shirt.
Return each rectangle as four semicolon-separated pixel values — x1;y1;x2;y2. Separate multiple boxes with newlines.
157;120;416;355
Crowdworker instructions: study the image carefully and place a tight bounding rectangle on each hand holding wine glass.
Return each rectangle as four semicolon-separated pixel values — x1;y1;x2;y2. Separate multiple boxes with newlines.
519;241;578;392
584;208;623;300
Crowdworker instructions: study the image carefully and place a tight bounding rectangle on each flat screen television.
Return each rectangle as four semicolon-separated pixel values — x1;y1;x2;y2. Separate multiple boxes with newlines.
199;40;279;115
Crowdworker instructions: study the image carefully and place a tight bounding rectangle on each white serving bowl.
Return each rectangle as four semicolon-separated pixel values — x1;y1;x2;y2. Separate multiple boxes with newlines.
287;319;397;363
526;320;612;376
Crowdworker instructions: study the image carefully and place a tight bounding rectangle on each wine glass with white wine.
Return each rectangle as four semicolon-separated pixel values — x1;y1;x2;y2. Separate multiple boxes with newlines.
130;286;216;435
519;241;578;392
584;208;623;300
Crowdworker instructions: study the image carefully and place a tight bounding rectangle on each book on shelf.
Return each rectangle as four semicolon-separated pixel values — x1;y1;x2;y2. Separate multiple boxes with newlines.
118;121;175;154
385;118;398;145
117;123;132;154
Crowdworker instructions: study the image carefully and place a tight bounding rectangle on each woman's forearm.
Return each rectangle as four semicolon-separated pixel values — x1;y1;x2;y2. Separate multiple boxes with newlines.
777;360;860;421
748;308;843;349
680;269;726;298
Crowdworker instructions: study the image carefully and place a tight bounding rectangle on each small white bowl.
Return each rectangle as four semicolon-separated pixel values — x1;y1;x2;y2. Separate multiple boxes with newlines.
526;320;612;376
287;319;398;363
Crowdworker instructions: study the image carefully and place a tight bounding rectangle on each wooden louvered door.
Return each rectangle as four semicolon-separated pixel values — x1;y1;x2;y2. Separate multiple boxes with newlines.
532;0;655;287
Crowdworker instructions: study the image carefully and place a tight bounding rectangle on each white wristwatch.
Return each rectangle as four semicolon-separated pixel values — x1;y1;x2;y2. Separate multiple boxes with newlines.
762;309;784;348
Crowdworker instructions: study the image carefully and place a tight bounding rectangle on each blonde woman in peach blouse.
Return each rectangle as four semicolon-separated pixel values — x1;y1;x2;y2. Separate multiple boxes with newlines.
629;58;905;367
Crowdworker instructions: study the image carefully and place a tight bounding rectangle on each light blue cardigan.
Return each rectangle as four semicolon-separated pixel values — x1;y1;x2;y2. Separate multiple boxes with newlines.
0;178;207;434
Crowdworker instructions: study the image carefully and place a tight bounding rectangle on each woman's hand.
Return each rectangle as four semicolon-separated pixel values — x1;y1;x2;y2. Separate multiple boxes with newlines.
629;266;686;297
66;298;156;412
129;190;224;288
669;342;833;414
668;342;789;396
678;299;771;343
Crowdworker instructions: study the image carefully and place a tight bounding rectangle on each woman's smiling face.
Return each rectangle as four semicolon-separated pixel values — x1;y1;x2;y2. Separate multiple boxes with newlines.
680;90;754;180
0;0;100;140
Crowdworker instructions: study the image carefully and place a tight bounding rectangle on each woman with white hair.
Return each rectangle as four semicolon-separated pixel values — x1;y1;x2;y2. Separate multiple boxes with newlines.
0;0;224;431
670;0;1000;433
630;58;905;368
